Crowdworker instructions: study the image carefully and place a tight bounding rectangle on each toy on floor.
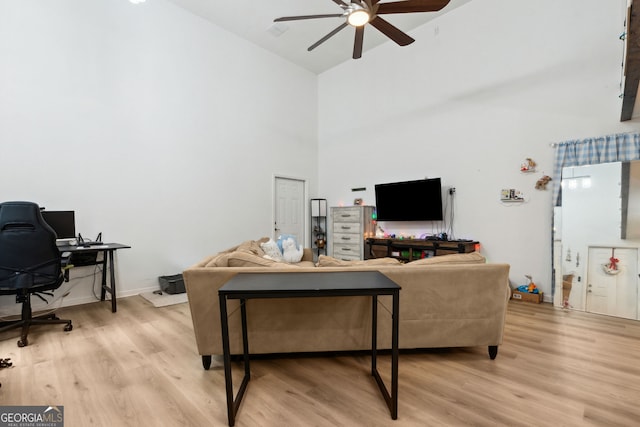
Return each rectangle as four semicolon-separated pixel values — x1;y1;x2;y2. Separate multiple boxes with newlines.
516;275;539;294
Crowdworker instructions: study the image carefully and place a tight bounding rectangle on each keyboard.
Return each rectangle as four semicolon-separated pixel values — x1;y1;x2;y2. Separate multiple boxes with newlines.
77;241;104;247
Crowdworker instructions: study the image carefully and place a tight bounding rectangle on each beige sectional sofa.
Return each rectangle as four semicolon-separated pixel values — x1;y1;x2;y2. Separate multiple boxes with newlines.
183;238;511;369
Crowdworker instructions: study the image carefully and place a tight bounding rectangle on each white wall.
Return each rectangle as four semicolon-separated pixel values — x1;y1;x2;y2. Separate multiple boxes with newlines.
0;0;318;310
318;0;640;299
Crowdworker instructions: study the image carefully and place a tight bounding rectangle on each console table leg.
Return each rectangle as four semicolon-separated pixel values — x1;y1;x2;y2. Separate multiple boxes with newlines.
371;295;377;375
219;295;235;426
371;292;399;420
391;290;399;419
240;299;250;378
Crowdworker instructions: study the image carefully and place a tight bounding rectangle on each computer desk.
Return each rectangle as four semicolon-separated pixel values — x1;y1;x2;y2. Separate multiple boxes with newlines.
57;243;131;313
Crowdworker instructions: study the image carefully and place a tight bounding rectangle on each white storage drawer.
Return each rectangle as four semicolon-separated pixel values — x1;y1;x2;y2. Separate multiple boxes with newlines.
333;208;362;222
333;222;361;234
330;206;374;261
333;243;361;260
334;232;360;244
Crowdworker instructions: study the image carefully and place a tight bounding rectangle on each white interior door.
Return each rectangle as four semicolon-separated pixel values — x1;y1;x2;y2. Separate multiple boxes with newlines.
274;177;305;245
586;247;638;319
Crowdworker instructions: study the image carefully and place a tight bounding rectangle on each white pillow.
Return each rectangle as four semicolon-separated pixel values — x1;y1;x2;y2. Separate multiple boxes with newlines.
260;239;285;262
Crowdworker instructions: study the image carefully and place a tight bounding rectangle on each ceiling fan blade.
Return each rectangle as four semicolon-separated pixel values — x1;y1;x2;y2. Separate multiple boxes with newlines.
308;22;349;51
369;16;415;46
353;26;364;59
275;14;343;22
330;0;349;6
377;0;450;14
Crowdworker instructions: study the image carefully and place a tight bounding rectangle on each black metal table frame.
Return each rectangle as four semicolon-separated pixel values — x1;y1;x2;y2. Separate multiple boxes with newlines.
58;243;130;312
218;272;400;426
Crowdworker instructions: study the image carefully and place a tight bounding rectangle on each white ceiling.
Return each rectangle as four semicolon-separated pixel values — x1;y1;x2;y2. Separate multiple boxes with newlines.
164;0;473;74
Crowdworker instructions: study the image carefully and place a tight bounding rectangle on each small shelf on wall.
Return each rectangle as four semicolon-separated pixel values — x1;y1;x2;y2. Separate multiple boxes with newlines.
500;188;525;203
310;199;327;262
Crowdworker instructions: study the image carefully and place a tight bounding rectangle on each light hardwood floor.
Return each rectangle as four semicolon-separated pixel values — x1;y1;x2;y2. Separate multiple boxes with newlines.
1;297;640;426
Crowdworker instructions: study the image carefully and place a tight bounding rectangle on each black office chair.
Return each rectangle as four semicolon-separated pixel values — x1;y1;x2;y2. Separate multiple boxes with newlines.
0;201;72;347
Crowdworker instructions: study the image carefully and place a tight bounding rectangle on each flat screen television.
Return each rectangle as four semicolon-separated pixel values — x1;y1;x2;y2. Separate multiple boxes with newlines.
374;178;443;221
41;210;76;239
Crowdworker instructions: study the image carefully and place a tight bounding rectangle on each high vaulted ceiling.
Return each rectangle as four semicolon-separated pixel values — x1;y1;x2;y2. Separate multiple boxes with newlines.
164;0;473;74
163;0;638;121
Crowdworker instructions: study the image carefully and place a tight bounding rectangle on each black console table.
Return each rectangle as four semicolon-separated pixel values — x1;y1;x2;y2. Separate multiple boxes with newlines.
218;271;401;426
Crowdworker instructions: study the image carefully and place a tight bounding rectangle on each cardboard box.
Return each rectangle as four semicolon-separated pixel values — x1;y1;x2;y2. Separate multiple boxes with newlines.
511;290;543;303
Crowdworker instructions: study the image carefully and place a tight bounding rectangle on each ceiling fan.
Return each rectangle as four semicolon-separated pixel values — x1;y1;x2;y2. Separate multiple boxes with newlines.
274;0;451;59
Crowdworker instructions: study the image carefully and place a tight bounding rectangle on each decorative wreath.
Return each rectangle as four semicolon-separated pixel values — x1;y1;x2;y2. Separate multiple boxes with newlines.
602;250;621;275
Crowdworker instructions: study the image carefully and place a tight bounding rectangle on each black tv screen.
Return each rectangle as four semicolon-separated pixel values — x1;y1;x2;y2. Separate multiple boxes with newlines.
374;178;443;221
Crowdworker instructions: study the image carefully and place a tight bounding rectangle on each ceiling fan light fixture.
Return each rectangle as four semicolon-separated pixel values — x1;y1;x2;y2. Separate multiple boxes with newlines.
347;8;370;27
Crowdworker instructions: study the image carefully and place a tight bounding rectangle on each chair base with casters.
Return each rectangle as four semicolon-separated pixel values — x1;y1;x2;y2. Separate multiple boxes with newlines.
0;288;73;347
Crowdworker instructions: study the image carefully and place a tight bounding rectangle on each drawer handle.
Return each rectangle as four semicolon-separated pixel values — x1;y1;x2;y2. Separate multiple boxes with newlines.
342;247;352;251
341;215;353;218
341;226;352;230
341;236;352;240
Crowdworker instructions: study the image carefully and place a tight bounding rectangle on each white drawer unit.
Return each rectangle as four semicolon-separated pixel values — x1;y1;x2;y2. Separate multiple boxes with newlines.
330;206;374;260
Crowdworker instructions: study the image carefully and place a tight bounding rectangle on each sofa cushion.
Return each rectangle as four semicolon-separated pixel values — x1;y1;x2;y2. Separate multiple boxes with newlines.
404;251;486;266
204;253;231;267
236;238;269;257
296;260;316;268
227;251;277;267
194;254;219;268
316;255;402;267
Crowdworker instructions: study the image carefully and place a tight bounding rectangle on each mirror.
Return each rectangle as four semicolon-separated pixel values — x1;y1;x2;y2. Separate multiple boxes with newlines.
554;161;640;320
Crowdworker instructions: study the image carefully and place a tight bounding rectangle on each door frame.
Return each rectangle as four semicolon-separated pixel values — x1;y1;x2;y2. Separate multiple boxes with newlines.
273;174;309;248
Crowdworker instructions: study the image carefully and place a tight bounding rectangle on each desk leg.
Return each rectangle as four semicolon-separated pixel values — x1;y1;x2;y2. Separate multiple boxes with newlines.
109;250;117;313
100;251;108;302
100;250;117;313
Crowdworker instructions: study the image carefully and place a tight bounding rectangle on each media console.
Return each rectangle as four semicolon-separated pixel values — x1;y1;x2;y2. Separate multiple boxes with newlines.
365;237;479;262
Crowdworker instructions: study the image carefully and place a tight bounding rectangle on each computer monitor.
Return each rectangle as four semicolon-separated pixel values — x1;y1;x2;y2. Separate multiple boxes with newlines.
41;210;76;239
